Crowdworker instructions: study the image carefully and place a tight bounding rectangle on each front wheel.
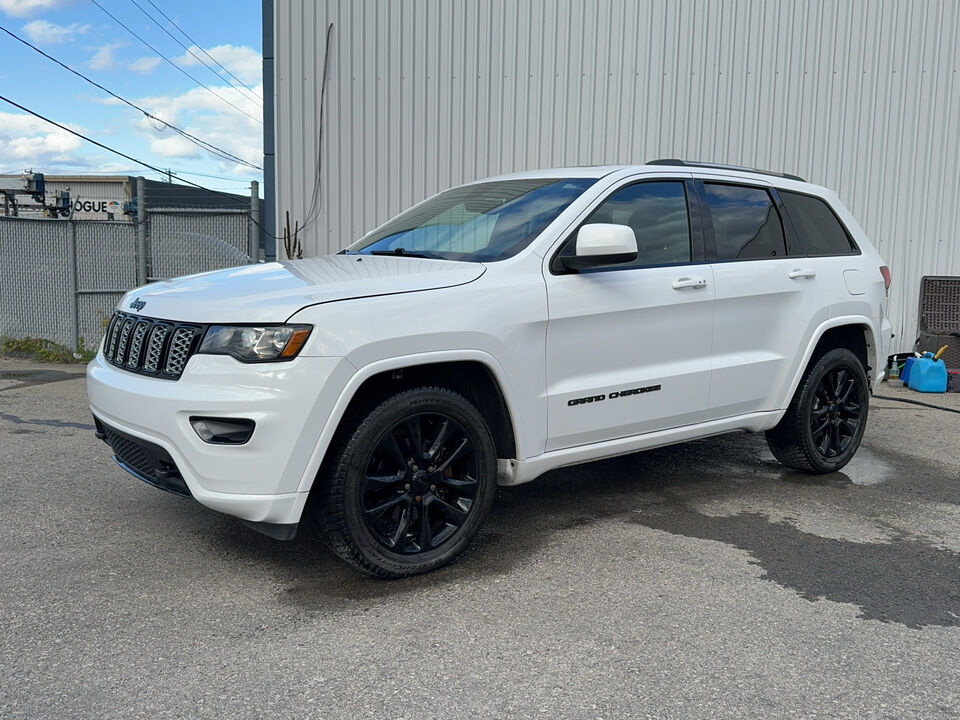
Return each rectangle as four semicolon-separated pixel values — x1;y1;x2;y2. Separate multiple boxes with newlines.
314;386;498;578
765;348;869;473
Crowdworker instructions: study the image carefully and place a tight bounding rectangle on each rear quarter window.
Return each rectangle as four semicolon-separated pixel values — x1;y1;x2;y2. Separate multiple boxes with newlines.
779;191;859;256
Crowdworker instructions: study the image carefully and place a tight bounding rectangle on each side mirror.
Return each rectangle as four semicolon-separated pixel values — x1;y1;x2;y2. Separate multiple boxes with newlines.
559;223;638;271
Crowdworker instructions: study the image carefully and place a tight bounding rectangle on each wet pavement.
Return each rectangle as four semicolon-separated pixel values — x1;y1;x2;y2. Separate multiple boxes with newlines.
1;358;959;719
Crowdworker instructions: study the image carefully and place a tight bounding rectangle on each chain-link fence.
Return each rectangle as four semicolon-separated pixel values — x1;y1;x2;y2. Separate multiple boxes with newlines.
1;191;258;352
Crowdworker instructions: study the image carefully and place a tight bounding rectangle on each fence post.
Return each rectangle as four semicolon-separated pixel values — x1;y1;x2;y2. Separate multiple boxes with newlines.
67;218;79;351
136;176;147;284
249;180;260;262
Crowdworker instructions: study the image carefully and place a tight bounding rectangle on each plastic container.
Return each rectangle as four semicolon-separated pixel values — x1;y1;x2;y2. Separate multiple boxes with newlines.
901;356;917;385
907;352;948;393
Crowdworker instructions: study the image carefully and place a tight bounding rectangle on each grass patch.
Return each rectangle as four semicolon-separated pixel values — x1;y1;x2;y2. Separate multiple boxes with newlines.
0;336;95;364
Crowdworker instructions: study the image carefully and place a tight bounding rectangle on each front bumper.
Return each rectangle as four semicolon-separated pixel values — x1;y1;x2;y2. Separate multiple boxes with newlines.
87;351;353;525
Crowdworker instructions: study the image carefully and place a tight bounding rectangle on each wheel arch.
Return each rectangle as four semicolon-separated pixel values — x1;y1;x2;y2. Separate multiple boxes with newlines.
774;316;877;423
295;351;522;495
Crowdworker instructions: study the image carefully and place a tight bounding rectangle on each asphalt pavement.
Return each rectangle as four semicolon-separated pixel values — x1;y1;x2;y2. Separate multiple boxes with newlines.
1;358;959;719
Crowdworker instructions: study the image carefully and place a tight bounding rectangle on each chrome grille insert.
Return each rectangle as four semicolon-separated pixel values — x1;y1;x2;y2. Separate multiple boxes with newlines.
114;318;135;366
142;324;170;373
126;321;150;369
164;328;196;376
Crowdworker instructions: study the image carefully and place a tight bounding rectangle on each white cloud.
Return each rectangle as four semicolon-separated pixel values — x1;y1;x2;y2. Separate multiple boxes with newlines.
22;19;88;44
128;56;161;74
174;44;262;87
133;82;263;174
88;42;124;70
0;111;84;168
0;0;71;18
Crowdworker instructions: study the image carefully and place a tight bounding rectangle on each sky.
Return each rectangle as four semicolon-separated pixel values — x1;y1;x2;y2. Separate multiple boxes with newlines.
0;0;263;193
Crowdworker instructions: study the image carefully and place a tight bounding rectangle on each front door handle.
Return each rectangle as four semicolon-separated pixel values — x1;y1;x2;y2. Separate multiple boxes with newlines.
672;277;708;290
788;268;817;279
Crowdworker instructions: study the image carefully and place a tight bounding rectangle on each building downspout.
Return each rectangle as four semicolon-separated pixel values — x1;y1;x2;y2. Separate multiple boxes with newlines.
261;0;276;261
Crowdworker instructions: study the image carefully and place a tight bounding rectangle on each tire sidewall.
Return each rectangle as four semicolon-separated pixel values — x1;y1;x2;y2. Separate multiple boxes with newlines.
338;389;497;574
798;348;869;472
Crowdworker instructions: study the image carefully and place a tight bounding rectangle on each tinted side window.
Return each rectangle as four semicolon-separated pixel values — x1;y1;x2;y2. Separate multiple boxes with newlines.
581;181;691;266
703;183;786;260
780;191;858;255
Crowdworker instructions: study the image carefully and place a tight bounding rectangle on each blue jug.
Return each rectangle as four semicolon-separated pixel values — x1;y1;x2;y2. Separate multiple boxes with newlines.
907;352;948;393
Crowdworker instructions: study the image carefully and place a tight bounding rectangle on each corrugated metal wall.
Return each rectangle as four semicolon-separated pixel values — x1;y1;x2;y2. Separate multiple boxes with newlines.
273;0;960;353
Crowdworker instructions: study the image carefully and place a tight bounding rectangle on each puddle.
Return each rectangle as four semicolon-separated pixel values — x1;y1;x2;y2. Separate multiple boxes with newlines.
837;446;897;486
630;506;960;629
0;370;85;393
0;413;95;431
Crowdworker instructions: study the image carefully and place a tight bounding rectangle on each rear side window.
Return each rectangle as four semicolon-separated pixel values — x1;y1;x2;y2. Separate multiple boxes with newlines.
579;181;691;266
780;191;858;255
703;183;786;260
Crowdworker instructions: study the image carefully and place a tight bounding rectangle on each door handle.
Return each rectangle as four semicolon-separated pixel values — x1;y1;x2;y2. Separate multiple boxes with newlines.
672;277;708;290
788;268;817;279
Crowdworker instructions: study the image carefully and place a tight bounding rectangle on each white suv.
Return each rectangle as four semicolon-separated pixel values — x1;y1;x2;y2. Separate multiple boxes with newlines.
88;160;893;577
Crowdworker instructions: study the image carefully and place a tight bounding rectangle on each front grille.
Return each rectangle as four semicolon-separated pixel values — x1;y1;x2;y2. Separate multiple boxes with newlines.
94;417;191;497
102;311;205;380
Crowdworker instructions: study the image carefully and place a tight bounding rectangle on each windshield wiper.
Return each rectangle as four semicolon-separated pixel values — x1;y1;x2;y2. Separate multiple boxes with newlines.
368;248;445;260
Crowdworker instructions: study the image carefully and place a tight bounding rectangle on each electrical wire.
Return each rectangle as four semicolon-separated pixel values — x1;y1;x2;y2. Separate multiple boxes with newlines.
144;0;263;100
0;93;279;238
128;0;263;107
88;0;263;125
0;24;261;171
299;22;335;229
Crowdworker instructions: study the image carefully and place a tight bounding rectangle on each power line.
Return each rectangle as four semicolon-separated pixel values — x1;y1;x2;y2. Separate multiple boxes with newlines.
144;0;263;101
128;0;263;108
0;24;261;170
0;93;279;238
88;0;263;125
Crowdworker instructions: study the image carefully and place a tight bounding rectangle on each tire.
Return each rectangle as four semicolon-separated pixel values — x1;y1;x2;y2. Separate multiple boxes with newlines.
765;348;869;474
313;386;498;578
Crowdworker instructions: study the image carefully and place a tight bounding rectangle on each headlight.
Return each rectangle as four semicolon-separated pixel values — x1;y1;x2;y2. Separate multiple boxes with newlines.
198;325;312;362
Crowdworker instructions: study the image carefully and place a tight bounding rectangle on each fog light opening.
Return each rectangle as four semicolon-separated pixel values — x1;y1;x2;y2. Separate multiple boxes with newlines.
190;417;255;445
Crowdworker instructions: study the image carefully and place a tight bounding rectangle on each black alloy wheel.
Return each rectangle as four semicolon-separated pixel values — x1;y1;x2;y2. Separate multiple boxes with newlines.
809;366;863;458
315;386;497;578
361;413;479;554
766;347;869;473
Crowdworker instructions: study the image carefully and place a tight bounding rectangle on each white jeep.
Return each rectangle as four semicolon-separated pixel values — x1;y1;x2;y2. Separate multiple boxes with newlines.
88;160;893;577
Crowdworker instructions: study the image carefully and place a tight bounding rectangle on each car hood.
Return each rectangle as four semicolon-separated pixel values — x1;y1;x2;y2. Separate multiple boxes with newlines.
118;255;487;323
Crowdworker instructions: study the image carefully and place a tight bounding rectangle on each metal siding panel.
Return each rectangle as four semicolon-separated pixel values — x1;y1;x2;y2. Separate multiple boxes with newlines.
273;0;960;353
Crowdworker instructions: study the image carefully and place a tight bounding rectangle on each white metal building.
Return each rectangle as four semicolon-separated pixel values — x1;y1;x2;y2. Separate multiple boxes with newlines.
268;0;960;354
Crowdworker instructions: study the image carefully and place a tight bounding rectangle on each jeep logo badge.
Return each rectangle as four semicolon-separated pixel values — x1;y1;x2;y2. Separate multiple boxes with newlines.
129;298;146;311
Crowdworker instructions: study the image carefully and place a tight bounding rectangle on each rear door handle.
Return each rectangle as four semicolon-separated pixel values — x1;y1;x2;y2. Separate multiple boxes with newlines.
672;277;708;290
788;268;817;279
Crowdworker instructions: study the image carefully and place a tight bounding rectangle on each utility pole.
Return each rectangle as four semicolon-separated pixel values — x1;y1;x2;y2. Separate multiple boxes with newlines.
249;180;260;262
136;176;147;284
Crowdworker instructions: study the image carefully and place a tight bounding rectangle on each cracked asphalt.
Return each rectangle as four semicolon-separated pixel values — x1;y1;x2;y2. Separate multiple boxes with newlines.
1;358;959;719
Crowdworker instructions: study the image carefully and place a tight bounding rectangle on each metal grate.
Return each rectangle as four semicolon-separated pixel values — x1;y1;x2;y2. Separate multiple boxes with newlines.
917;276;960;369
96;418;191;497
101;311;204;380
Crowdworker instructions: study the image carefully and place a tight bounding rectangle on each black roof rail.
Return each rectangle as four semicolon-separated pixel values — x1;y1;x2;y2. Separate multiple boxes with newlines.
646;158;805;183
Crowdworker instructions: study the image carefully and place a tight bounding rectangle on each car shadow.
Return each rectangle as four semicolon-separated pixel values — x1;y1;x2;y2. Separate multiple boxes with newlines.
191;431;960;629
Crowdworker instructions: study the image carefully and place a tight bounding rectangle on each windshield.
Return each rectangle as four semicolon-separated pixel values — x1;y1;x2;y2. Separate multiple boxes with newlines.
347;178;598;262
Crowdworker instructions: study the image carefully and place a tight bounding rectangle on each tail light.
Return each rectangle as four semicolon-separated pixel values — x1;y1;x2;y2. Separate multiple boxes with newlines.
879;265;891;295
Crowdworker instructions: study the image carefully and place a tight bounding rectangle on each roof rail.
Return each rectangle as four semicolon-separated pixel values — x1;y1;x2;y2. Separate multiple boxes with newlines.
646;159;805;183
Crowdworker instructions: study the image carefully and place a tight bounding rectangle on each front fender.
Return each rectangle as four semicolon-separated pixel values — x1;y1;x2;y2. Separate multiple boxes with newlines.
293;349;527;494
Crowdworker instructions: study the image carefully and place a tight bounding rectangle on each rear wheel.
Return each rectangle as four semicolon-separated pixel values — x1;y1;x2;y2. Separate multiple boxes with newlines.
765;348;869;473
314;386;497;578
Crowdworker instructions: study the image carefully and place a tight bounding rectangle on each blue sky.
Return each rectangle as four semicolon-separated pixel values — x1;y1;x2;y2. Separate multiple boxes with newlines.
0;0;263;192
